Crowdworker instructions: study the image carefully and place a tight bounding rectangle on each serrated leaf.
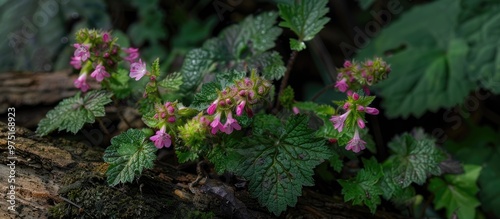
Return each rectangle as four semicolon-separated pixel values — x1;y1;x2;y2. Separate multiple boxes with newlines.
251;113;282;135
103;129;158;186
175;150;199;163
428;165;482;219
338;158;384;213
158;72;183;91
215;69;246;88
179;48;214;92
278;0;330;50
235;114;331;215
356;0;475;118
190;82;221;110
444;125;500;217
246;51;286;80
208;139;243;174
385;132;446;187
36;90;112;136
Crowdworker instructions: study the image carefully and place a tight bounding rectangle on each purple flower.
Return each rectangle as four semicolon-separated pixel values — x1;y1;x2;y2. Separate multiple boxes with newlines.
210;113;224;134
70;56;82;69
150;126;172;149
329;110;350;133
207;100;219;115
292;106;300;114
90;64;110;82
222;112;241;134
363;86;371;96
236;100;246;116
335;78;349;92
74;74;90;92
73;43;90;61
352;92;359;100
123;47;139;63
365;107;379;115
343;60;352;68
345;129;366;153
130;59;147;81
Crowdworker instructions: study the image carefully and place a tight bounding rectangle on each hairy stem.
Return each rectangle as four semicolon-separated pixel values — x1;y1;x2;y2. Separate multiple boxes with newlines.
275;50;299;109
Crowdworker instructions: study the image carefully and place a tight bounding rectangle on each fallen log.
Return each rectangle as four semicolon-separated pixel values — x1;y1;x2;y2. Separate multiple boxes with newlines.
0;123;409;218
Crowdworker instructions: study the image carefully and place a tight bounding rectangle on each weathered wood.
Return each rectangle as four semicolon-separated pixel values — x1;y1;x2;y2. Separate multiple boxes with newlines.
0;122;408;219
0;70;99;114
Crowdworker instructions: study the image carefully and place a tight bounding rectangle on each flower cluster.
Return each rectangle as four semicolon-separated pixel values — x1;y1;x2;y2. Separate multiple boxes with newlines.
149;102;178;148
207;75;272;135
71;29;147;92
334;57;391;95
330;92;380;153
178;113;211;150
71;29;122;92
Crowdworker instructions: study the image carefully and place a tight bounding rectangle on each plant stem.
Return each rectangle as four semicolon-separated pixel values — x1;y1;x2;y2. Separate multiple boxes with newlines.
310;83;336;102
275;50;299;109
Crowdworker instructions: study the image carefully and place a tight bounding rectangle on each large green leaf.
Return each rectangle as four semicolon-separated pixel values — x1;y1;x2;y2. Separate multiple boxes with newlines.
234;114;331;215
356;0;475;118
103;129;158;186
385;131;447;187
36;90;113;136
428;165;482;219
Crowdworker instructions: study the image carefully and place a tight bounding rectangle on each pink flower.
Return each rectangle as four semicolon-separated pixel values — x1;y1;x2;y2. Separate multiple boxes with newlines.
292;107;300;114
90;64;110;82
357;105;365;111
74;74;90;92
343;60;352;68
365;107;379;115
210;113;224;134
329;110;350;132
357;117;365;129
222;112;241;134
236;100;246;116
150;126;172;149
102;32;110;43
335;78;349;92
345;129;366;153
130;59;147;81
352;92;359;100
343;103;350;110
73;43;90;61
70;56;82;69
363;86;371;96
123;47;139;63
207;100;219;115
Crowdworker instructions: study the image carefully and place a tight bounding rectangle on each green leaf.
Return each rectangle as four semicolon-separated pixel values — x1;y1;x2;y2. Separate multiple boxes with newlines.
338;158;384;214
246;51;286;80
428;165;482;219
175;150;199;163
179;48;214;93
234;115;331;215
190;82;221;110
385;131;447;187
103;129;158;186
278;0;330;50
294;101;335;120
356;0;475;118
158;72;183;91
109;69;132;99
36;90;113;136
215;69;246;88
444;125;500;217
208;138;243;174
